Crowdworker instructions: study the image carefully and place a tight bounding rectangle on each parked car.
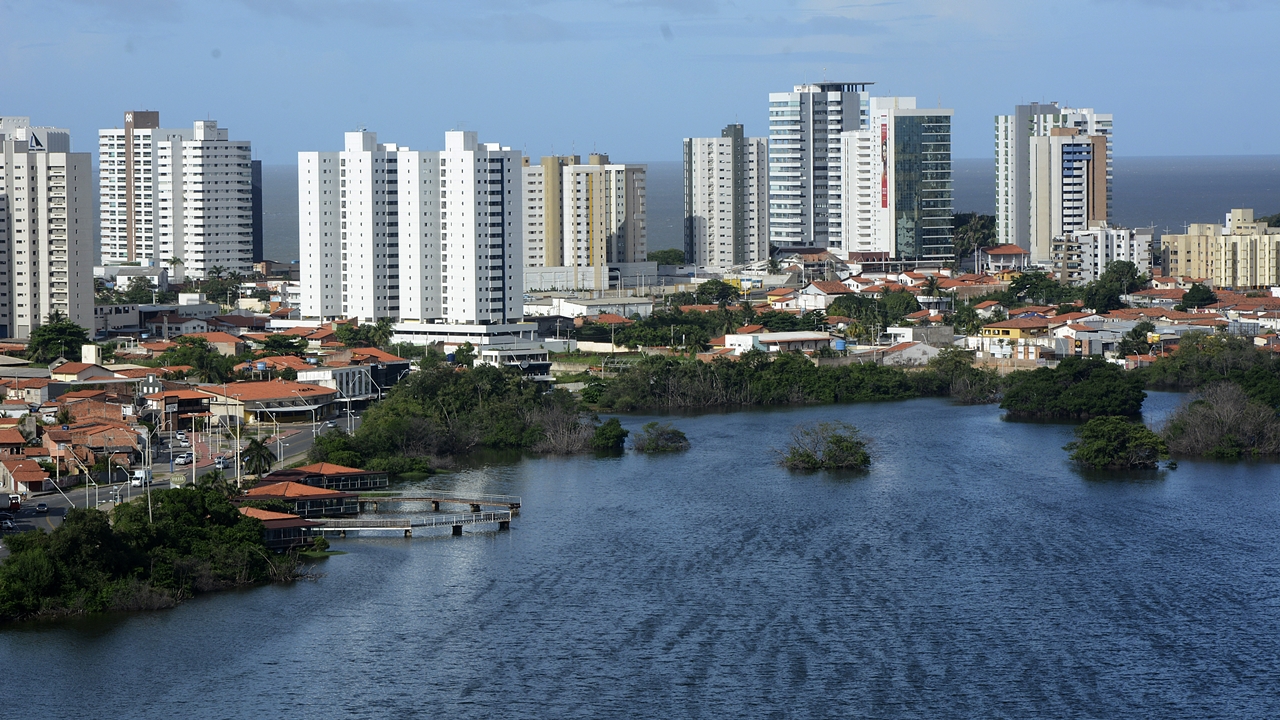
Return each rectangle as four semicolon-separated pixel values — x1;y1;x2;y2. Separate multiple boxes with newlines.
35;502;48;513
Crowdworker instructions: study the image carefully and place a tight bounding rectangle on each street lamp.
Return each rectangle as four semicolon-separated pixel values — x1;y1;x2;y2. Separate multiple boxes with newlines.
291;390;318;438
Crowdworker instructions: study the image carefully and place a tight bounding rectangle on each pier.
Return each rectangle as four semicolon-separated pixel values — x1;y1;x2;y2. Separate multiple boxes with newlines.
357;490;521;514
314;510;513;538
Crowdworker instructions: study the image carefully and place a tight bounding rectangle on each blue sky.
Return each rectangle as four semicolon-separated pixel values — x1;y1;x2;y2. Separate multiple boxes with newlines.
2;0;1276;162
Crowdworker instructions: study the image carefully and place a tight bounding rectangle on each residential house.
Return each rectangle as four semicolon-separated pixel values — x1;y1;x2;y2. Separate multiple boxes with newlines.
1;458;54;494
147;314;209;339
972;300;1006;319
723;331;832;355
879;341;941;367
798;281;856;311
49;362;120;383
178;331;247;357
979;244;1031;273
0;428;26;456
144;389;215;431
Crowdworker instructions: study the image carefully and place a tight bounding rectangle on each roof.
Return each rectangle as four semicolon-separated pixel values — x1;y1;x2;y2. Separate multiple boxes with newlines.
243;481;350;499
973;300;1004;309
983;244;1031;256
883;341;923;353
180;331;243;346
0;428;25;445
807;280;854;295
237;355;313;372
51;362;111;377
736;324;766;334
145;389;214;401
292;462;374;476
58;389;108;401
238;506;300;521
984;316;1052;330
200;379;338;402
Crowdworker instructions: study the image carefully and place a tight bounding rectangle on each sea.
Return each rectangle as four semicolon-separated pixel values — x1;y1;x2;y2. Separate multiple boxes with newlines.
260;156;1280;263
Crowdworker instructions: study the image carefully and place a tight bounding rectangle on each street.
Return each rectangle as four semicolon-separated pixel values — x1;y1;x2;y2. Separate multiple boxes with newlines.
0;415;362;560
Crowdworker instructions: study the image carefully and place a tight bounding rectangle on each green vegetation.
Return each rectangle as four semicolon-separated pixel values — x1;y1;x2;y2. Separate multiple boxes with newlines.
158;336;237;382
631;422;690;453
828;292;921;340
0;488;296;623
1162;383;1280;459
591;418;629;451
1257;212;1280;227
26;312;90;363
1064;416;1168;470
1176;283;1218;310
335;317;394;348
241;438;277;476
781;421;871;471
952;212;997;262
647;248;686;266
260;334;308;356
1140;332;1280;406
1001;357;1146;420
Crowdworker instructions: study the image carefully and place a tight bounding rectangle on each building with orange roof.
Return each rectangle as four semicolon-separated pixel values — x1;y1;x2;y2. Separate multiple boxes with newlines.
237;506;322;550
203;379;338;426
1;458;55;494
0;427;26;456
799;280;856;311
176;331;247;357
262;462;389;492
241;481;359;517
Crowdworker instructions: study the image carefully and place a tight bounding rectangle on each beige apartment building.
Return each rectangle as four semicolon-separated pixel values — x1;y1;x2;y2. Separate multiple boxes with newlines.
1161;209;1280;289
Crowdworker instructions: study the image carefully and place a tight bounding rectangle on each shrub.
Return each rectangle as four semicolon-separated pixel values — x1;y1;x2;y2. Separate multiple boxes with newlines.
1002;356;1146;420
1162;383;1280;459
631;421;690;453
591;418;629;451
1064;416;1168;469
780;421;871;471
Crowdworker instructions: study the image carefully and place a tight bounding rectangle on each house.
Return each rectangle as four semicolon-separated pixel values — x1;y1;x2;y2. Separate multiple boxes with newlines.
879;341;941;367
0;458;54;494
798;281;856;311
0;428;26;456
144;389;215;431
206;314;270;336
237;506;322;551
49;362;119;383
980;316;1052;341
972;300;1006;319
768;289;799;311
147;314;209;339
178;331;247;357
723;331;832;355
261;462;389;492
979;244;1031;272
241;481;359;518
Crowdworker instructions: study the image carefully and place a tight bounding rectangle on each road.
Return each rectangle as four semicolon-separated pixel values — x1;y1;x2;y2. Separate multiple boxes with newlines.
0;416;362;559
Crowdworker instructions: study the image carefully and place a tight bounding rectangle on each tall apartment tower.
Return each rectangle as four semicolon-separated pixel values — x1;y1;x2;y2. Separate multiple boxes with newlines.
100;112;255;278
995;104;1112;259
523;154;646;268
300;130;522;325
683;124;768;270
767;82;872;251
841;97;954;263
0;117;92;338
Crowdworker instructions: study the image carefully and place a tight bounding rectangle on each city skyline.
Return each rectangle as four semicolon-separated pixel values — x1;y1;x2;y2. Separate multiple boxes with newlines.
2;0;1278;163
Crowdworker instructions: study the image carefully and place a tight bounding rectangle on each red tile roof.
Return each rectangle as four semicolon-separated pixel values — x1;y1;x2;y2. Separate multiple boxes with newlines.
243;481;349;499
983;244;1030;256
180;331;244;346
200;380;337;402
0;428;26;445
808;280;854;295
293;462;371;475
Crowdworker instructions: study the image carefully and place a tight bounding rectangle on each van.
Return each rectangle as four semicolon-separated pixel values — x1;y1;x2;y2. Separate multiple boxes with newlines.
130;469;152;487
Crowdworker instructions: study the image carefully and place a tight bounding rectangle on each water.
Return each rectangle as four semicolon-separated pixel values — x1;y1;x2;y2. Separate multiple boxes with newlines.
5;392;1280;718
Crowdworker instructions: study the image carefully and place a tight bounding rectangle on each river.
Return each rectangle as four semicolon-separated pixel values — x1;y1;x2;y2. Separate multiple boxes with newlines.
4;392;1280;718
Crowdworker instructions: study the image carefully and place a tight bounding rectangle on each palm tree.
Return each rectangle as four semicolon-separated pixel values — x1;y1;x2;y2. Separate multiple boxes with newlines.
921;276;941;298
370;316;395;348
195;469;238;498
241;437;277;476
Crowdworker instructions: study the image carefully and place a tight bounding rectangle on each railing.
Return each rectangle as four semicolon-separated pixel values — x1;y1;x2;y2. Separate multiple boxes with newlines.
314;510;511;530
362;490;521;508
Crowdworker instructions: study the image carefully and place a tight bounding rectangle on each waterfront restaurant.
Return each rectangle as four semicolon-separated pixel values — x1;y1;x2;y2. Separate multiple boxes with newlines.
238;506;322;551
262;462;389;492
241;481;359;518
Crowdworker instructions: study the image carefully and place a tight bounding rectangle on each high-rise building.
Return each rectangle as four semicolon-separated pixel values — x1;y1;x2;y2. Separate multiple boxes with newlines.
995;103;1112;261
1048;225;1153;285
99;112;255;278
683;124;768;270
1161;209;1280;289
300;130;522;325
0;117;92;338
251;160;264;262
841;97;954;263
767;82;872;251
523;154;646;270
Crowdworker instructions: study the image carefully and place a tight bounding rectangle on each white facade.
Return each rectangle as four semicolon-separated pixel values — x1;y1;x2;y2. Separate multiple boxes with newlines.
768;82;871;250
683;124;768;270
0;119;93;338
841;97;954;262
156;121;254;279
995;104;1113;253
524;154;646;270
1050;226;1153;285
300;130;522;326
99;113;254;278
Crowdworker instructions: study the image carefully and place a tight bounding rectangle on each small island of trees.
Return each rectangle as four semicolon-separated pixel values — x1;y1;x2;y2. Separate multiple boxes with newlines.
780;421;871;471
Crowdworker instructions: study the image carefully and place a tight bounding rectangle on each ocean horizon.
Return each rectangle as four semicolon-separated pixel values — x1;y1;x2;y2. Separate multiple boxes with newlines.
260;155;1280;264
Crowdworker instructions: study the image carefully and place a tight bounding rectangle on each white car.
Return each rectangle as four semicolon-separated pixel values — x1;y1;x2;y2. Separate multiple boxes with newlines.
174;453;193;466
175;431;187;441
178;439;191;448
215;457;227;469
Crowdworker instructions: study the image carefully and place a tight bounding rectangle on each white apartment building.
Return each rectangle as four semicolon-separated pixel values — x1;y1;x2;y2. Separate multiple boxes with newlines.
767;82;872;251
0;117;93;338
99;112;255;278
1049;225;1153;285
995;103;1112;258
841;97;954;263
300;130;522;326
523;154;646;272
683;124;768;270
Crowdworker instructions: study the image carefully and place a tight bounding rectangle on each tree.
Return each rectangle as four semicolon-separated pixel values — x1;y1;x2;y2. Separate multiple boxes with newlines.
648;249;685;266
880;291;921;326
159;336;235;383
260;334;308;357
951;213;997;262
26;312;90;364
1099;260;1145;294
920;275;941;297
1082;280;1124;313
590;418;629;451
1257;212;1280;227
1064;416;1168;470
1001;356;1146;420
631;421;690;453
240;437;277;476
1162;383;1280;459
121;276;157;304
780;421;871;471
694;280;740;306
1117;321;1156;357
452;342;476;368
369;317;395;348
1179;283;1218;310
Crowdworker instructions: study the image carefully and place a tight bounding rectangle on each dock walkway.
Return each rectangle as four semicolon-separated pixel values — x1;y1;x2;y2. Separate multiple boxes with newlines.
314;510;512;537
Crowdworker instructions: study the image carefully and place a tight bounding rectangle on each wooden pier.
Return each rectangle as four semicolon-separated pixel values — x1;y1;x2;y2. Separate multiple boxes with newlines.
314;510;513;538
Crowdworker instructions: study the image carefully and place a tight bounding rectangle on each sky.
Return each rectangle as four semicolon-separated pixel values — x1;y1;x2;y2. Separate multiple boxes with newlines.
2;0;1277;163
